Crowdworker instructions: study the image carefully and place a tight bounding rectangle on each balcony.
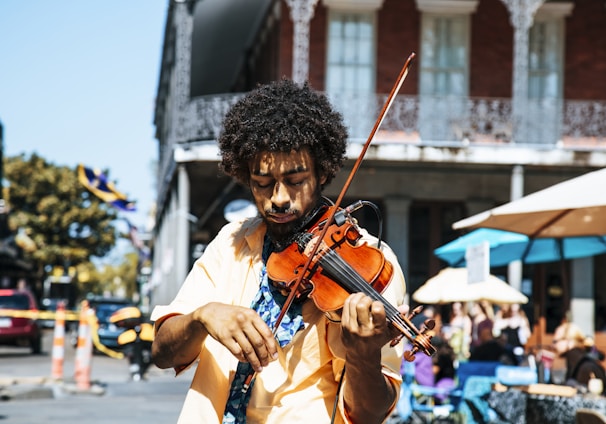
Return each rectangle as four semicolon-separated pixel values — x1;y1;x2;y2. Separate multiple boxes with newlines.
328;94;606;150
179;93;606;151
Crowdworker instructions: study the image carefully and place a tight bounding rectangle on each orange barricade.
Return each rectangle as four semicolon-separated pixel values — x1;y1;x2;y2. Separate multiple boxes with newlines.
51;301;66;380
74;300;93;390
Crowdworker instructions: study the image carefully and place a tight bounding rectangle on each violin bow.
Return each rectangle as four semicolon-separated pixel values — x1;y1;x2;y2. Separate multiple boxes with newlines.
272;52;416;333
242;53;417;393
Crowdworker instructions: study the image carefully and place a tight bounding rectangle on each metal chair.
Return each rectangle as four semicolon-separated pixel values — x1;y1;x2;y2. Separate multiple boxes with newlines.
397;359;461;423
457;375;499;424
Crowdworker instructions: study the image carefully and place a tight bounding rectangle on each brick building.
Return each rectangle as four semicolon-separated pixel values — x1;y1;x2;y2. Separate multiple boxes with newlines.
149;0;606;348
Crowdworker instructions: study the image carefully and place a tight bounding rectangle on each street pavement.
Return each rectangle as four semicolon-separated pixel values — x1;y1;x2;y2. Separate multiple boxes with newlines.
0;370;192;423
0;329;194;423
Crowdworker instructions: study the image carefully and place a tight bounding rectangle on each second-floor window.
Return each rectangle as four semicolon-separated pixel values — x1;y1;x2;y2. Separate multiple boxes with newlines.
325;10;376;139
325;11;375;95
529;19;564;100
418;13;470;141
419;14;469;97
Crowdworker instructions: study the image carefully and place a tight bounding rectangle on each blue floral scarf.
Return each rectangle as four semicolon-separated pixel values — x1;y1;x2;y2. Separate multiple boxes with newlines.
222;237;305;423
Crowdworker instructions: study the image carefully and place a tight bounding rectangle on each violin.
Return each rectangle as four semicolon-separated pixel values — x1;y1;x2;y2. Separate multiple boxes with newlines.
267;203;436;360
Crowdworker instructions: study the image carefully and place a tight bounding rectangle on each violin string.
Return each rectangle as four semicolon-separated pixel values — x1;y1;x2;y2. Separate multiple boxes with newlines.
318;248;432;355
320;249;414;335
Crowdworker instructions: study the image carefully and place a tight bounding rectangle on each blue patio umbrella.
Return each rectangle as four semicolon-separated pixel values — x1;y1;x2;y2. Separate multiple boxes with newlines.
434;228;606;267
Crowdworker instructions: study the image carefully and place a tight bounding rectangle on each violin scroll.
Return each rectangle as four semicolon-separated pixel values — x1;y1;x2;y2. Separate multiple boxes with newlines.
392;305;436;361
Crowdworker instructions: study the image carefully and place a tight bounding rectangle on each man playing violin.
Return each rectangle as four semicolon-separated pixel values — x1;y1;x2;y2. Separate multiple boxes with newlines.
151;79;407;424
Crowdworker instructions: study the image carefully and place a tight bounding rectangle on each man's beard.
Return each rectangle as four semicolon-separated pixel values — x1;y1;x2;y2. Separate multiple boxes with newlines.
263;213;308;250
263;190;325;250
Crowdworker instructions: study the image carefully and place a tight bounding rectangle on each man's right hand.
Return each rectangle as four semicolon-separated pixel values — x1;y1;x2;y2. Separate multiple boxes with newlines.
195;302;279;372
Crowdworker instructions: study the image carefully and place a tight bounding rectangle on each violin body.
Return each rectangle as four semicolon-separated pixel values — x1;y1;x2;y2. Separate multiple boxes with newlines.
266;204;435;359
267;205;393;312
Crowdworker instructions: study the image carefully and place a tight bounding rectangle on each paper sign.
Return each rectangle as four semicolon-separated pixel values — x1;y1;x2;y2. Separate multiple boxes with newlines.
466;241;489;284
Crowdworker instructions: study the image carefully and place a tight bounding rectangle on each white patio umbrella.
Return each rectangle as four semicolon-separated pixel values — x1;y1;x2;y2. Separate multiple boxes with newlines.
412;267;528;305
452;167;606;237
452;167;606;346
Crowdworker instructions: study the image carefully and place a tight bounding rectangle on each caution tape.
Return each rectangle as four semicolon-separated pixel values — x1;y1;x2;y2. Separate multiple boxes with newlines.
0;308;125;360
0;308;80;321
87;313;124;359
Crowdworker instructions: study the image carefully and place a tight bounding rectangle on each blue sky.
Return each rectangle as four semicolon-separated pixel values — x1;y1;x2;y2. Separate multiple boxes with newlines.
0;1;167;231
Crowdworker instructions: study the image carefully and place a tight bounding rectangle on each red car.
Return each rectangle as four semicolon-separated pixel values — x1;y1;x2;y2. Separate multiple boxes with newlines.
0;289;42;354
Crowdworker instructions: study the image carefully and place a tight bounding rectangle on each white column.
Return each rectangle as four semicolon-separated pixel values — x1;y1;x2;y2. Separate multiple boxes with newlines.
500;0;545;143
508;165;524;291
570;257;595;336
176;164;191;291
285;0;320;84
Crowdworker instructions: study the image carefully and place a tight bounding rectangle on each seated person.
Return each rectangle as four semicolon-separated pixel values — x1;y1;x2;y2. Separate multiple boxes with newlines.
469;327;517;365
553;323;606;394
400;336;456;403
432;336;457;403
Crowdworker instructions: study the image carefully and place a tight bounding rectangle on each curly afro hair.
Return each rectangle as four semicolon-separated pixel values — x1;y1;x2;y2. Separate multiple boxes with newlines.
218;79;348;186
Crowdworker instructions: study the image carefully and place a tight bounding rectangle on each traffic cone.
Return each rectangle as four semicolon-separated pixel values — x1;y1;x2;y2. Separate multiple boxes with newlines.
51;301;66;380
74;300;93;390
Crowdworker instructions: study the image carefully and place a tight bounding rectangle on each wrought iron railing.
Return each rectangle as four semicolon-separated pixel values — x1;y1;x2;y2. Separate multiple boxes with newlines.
182;93;606;149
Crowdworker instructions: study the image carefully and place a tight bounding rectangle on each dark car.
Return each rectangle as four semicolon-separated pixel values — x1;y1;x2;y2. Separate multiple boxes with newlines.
39;297;69;328
87;297;135;351
0;289;42;354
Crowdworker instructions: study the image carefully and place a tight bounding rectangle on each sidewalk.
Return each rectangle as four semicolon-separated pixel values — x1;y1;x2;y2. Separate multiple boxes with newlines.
0;359;189;401
0;374;111;401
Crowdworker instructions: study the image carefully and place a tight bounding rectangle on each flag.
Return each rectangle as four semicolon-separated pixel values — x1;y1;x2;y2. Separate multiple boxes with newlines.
77;164;136;212
122;218;150;266
123;218;145;252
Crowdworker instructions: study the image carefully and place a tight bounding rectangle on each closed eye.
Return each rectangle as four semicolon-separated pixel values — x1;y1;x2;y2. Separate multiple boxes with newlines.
251;177;273;189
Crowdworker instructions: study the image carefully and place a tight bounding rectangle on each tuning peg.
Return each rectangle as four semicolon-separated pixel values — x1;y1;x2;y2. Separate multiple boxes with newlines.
406;305;424;321
403;350;416;362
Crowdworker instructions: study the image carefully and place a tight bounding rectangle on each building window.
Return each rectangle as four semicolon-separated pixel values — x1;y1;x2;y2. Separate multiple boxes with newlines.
529;19;564;100
419;14;469;97
418;13;470;141
526;17;565;143
326;11;375;94
325;10;376;140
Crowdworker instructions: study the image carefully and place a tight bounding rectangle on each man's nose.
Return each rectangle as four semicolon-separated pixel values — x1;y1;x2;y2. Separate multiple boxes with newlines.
271;182;290;208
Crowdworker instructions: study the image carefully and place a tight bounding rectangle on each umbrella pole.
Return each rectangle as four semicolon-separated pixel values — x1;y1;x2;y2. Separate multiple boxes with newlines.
556;239;570;322
535;265;546;348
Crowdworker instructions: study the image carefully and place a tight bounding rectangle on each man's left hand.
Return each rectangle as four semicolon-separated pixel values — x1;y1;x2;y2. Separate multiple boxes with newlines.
340;292;393;357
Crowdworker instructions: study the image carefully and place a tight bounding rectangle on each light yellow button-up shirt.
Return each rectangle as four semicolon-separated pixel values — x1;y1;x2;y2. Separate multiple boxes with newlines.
151;217;406;424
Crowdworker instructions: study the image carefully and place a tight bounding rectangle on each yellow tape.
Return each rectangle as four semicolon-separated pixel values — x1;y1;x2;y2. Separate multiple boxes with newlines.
87;313;124;359
0;308;125;360
0;309;80;321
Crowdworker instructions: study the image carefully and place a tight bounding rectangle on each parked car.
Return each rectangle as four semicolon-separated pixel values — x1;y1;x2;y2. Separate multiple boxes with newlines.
39;297;67;328
0;289;42;354
87;296;135;351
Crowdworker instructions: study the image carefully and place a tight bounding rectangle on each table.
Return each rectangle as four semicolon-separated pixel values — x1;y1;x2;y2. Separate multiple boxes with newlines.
487;388;606;424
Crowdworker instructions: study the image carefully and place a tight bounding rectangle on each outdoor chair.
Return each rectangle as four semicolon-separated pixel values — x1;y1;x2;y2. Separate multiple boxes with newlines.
495;365;538;386
456;361;501;389
447;361;508;424
397;358;461;423
457;375;503;424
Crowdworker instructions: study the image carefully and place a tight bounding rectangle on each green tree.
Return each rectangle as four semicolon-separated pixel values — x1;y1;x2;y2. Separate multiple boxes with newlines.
98;252;139;298
76;251;139;299
5;153;118;275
